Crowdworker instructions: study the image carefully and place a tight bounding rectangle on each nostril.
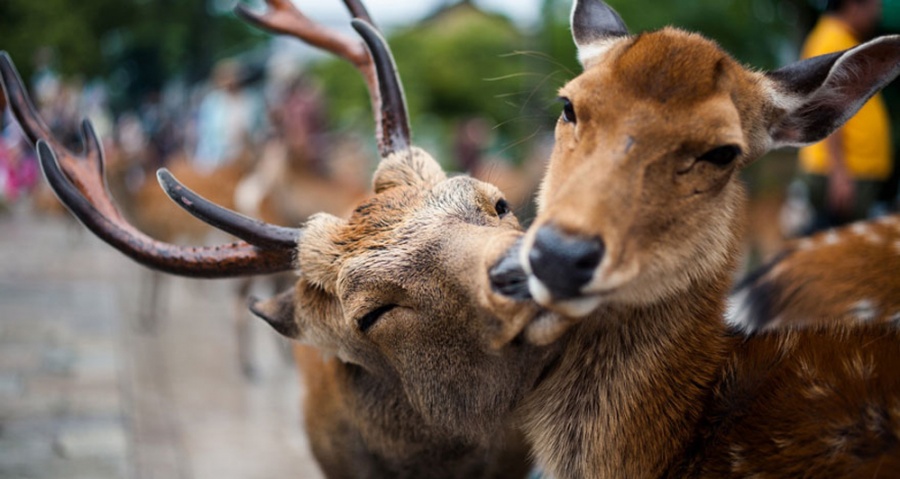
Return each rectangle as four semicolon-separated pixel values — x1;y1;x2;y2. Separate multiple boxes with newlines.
489;238;532;300
529;225;604;299
574;244;602;270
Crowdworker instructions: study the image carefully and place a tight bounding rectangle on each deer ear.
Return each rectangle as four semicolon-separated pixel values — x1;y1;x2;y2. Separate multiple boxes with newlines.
571;0;629;67
373;147;446;193
767;36;900;148
249;290;298;338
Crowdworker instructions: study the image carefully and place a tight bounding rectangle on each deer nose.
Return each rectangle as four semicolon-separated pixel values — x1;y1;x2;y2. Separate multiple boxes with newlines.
528;225;604;299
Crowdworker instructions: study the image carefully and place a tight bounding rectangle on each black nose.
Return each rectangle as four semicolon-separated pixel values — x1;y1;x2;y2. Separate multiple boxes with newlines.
489;238;532;300
528;225;604;299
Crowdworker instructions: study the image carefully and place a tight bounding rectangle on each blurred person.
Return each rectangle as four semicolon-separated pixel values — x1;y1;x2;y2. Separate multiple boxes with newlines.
796;0;890;233
0;90;38;206
193;60;260;172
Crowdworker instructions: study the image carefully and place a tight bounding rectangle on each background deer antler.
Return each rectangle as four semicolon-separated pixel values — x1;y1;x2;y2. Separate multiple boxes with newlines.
235;0;410;157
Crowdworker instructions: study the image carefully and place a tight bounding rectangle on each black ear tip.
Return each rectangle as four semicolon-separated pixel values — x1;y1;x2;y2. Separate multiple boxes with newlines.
572;0;628;44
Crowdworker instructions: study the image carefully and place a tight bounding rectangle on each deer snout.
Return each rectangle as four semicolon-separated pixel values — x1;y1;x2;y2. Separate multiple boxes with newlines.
528;224;604;300
489;238;531;300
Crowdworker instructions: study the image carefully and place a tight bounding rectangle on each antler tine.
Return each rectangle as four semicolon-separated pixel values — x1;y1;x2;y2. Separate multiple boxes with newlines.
157;168;301;250
1;52;298;278
351;19;410;155
37;141;296;277
234;0;410;157
341;0;375;26
0;52;111;213
234;0;370;68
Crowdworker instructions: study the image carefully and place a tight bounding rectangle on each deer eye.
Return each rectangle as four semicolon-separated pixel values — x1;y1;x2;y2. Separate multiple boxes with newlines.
559;97;576;124
495;198;511;217
357;304;397;333
698;145;741;166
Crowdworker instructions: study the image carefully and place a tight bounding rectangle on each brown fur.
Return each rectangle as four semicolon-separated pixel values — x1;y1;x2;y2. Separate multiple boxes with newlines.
730;214;900;331
257;147;553;478
493;9;900;478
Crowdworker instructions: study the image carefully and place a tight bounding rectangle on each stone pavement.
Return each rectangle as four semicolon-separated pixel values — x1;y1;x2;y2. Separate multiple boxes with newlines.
0;208;323;479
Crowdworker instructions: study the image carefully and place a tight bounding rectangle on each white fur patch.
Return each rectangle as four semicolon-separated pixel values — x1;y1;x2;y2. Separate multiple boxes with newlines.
823;230;840;245
864;232;884;244
848;299;878;322
797;238;815;251
554;295;604;319
725;290;753;332
576;38;619;66
851;222;869;236
761;77;804;113
528;276;553;307
889;311;900;325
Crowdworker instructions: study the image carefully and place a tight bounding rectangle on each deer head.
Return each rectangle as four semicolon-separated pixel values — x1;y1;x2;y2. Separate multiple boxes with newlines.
1;2;551;471
491;0;900;327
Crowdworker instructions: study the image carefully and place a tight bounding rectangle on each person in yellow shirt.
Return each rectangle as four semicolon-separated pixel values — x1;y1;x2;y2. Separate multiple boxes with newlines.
798;0;891;232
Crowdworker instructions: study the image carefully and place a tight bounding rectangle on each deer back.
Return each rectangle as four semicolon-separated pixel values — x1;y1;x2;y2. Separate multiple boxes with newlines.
730;214;900;332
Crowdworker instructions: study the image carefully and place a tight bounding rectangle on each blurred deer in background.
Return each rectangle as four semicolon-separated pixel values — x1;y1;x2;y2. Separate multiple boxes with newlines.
487;1;900;477
0;0;552;476
729;213;900;332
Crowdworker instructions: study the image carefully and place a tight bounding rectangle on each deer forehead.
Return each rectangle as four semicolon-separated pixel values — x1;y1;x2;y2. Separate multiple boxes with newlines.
564;30;750;149
332;176;503;293
615;28;731;105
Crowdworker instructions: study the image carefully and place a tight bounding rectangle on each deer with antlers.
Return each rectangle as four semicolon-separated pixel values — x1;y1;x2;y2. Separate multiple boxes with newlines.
486;1;900;477
0;1;552;477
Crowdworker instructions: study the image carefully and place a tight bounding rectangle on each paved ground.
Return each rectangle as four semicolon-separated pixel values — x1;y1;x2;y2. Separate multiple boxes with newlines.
0;206;323;479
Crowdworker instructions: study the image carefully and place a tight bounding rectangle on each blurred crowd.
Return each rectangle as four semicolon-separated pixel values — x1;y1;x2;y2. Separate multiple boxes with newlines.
0;47;375;224
1;0;899;262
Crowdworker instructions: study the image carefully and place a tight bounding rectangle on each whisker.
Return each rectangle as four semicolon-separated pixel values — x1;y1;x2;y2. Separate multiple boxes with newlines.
483;72;552;82
499;50;578;77
496;127;544;156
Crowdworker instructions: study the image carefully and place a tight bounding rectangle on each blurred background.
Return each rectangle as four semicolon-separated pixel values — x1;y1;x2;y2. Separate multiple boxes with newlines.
1;0;900;478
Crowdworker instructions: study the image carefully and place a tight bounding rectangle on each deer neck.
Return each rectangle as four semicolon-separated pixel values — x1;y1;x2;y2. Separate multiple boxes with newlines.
521;273;734;479
304;355;529;479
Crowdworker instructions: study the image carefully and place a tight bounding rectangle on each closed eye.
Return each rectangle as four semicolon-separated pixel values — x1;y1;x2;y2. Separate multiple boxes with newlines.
357;304;398;333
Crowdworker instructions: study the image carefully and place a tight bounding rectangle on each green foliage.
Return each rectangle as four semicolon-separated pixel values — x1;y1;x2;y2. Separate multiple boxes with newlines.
311;4;542;166
0;0;133;80
0;0;264;109
539;0;818;71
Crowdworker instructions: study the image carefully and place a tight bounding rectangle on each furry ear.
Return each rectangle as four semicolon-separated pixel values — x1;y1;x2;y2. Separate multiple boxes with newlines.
767;35;900;147
571;0;629;67
372;146;446;193
297;213;348;294
249;290;297;338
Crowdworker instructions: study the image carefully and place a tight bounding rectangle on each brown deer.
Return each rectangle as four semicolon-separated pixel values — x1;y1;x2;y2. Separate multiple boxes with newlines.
0;3;550;476
487;1;900;477
729;213;900;332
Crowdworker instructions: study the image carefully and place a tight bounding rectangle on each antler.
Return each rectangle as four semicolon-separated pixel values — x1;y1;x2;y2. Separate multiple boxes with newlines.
0;52;300;278
0;0;410;278
235;0;410;157
154;19;408;252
